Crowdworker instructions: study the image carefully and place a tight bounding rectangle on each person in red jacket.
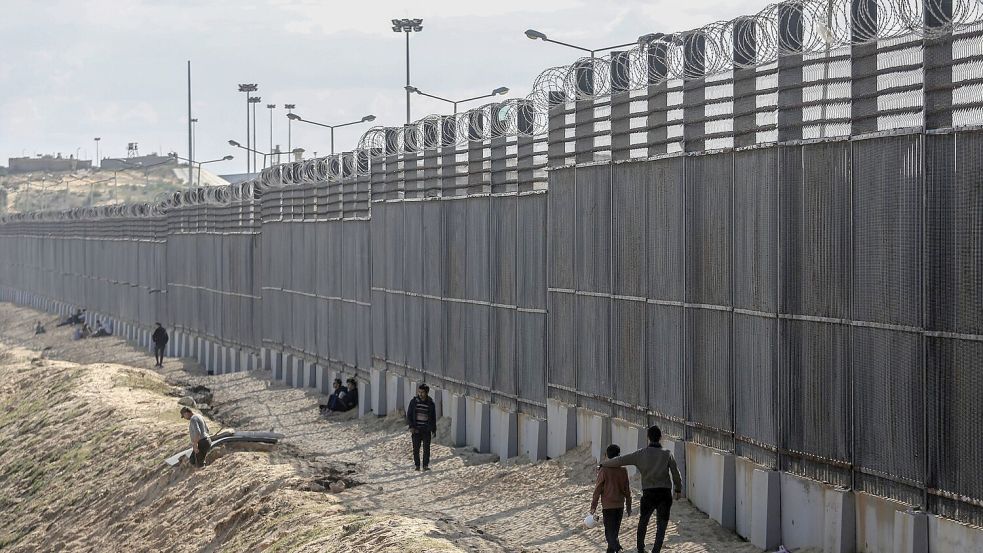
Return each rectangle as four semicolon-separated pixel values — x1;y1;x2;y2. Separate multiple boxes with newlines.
592;444;632;553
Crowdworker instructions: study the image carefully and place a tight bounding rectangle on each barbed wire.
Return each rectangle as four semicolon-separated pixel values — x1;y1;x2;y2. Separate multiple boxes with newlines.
3;0;981;222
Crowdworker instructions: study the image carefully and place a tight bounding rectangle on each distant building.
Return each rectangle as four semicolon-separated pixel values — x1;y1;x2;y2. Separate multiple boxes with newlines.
100;154;176;171
8;155;92;174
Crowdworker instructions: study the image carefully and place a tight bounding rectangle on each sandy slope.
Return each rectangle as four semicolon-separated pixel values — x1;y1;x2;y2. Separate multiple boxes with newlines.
0;303;766;552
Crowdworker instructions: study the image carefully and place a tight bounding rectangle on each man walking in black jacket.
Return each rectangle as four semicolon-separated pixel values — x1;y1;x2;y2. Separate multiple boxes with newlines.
406;383;437;471
152;323;168;368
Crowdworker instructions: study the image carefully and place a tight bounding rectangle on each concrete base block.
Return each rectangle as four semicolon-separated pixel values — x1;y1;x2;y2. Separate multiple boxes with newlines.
316;365;329;394
780;473;857;552
370;369;387;416
825;487;857;553
546;399;577;459
433;388;443;419
489;405;518;460
261;348;271;370
518;414;548;462
292;358;304;388
893;509;929;553
271;351;283;380
305;363;317;388
686;443;736;531
356;379;372;417
466;398;491;453
386;373;406;415
284;358;295;386
448;394;467;446
928;512;983;551
748;469;782;550
610;420;647;477
240;351;249;372
589;414;612;462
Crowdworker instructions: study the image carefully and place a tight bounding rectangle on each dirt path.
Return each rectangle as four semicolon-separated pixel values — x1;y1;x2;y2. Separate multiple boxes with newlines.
0;302;762;552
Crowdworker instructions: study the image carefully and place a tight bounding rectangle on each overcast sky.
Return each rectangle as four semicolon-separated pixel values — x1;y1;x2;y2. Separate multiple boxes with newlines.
0;0;763;176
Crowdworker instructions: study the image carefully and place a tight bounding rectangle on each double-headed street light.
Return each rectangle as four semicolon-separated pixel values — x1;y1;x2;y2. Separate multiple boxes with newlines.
286;113;376;155
173;154;234;188
238;83;258;173
267;104;276;152
284;104;296;152
405;85;509;115
524;29;638;59
392;18;423;124
228;140;303;169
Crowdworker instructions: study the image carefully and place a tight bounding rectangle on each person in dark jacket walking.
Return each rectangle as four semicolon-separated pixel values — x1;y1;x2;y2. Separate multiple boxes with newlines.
152;323;168;368
600;425;682;553
406;383;437;471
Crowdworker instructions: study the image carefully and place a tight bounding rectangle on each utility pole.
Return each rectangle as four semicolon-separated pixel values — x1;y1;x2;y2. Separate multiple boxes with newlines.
187;61;193;189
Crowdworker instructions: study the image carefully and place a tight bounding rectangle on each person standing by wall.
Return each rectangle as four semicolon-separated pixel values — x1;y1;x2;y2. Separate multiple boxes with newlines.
600;425;682;553
406;383;437;471
152;323;168;368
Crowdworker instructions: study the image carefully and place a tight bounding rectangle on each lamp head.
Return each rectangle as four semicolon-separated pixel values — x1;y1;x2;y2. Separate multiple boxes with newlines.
362;115;376;122
493;86;509;95
228;140;241;147
525;29;547;40
286;113;300;121
284;103;296;110
222;155;234;161
266;104;275;109
405;85;419;93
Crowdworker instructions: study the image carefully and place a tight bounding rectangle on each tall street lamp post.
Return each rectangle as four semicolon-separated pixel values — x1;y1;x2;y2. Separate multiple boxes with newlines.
249;96;262;173
238;83;258;173
93;137;100;169
267;104;276;153
405;85;509;115
392;18;423;124
286;113;376;155
284;104;296;152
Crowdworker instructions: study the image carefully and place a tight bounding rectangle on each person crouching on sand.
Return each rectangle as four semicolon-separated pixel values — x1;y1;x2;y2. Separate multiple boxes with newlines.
592;444;632;553
406;383;437;471
181;406;211;468
599;425;682;553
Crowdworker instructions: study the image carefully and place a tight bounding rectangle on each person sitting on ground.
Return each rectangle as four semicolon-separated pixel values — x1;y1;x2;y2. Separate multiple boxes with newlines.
92;319;111;338
57;309;84;327
325;378;349;412
73;326;84;340
152;323;168;368
591;444;632;553
599;425;682;553
180;406;211;468
342;377;359;411
34;321;46;335
406;383;437;471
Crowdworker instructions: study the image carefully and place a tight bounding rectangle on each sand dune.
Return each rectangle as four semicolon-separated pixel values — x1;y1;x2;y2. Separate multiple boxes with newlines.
0;302;766;552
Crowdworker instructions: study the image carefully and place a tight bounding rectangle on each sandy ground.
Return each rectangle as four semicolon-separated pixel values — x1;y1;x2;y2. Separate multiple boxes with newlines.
0;302;768;552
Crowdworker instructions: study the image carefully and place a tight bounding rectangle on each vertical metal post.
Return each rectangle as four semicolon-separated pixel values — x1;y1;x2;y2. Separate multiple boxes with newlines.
777;3;804;142
246;92;251;173
733;18;758;148
851;0;879;135
187;60;193;190
405;31;411;124
683;32;707;153
647;39;670;156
